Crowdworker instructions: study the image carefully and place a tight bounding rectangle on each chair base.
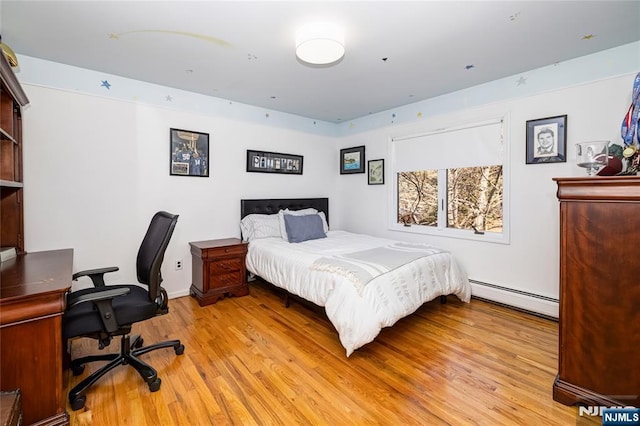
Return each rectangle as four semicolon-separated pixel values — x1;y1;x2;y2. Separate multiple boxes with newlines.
68;334;184;411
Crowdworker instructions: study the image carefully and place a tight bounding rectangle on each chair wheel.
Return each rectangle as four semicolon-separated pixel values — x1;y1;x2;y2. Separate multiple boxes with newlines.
71;364;85;376
175;344;185;355
133;337;144;348
148;377;161;392
70;395;86;411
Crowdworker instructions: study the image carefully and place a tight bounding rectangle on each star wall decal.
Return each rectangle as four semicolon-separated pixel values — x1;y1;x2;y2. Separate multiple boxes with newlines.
516;76;527;86
165;95;173;101
108;33;119;40
465;64;475;70
582;34;595;40
101;80;111;90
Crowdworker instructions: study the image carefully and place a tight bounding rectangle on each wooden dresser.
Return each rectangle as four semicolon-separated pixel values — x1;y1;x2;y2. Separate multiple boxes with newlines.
189;238;249;306
553;176;640;407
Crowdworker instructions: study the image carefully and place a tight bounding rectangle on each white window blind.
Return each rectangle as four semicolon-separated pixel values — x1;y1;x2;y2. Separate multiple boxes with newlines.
392;118;504;171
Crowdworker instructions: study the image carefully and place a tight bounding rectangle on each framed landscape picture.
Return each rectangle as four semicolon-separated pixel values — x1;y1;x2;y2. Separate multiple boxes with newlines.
368;159;384;185
340;145;365;174
170;128;209;177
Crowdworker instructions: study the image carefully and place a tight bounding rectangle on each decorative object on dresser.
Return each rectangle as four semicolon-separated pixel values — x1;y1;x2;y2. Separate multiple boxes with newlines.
246;149;303;175
525;115;567;164
190;238;249;306
0;44;29;255
619;72;640;175
553;176;640;408
340;145;365;174
575;140;609;176
170;128;209;177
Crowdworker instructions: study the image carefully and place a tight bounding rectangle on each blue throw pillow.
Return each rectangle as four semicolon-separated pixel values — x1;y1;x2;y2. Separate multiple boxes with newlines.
283;214;327;243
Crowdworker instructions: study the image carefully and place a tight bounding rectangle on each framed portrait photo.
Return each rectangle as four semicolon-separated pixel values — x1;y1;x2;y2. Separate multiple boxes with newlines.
368;159;384;185
170;128;210;177
525;115;567;164
340;145;365;174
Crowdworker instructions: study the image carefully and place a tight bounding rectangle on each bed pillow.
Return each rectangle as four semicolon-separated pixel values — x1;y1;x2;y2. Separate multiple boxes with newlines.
240;213;281;242
318;211;329;233
278;208;318;240
283;213;327;243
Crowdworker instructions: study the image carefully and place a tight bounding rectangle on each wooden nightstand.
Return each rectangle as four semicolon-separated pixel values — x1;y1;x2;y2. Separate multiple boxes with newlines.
189;238;249;306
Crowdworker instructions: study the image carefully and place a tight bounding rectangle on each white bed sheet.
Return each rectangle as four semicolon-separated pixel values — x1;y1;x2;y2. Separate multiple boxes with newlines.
245;230;471;356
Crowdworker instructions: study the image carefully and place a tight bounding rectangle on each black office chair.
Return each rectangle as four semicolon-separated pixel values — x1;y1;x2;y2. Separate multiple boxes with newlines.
63;211;185;411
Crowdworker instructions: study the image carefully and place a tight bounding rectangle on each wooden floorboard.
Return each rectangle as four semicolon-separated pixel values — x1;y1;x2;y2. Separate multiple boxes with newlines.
65;280;597;425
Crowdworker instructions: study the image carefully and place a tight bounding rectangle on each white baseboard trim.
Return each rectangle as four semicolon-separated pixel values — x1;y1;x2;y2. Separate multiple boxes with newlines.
168;289;191;299
470;280;558;319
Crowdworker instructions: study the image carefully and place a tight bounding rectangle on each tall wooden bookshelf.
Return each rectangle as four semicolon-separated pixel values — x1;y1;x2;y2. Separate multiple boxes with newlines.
1;49;29;254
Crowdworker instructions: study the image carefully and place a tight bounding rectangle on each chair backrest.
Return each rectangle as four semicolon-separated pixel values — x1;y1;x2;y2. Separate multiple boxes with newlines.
136;211;179;301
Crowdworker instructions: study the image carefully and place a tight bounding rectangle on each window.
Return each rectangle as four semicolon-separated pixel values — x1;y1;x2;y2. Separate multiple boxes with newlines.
390;117;509;243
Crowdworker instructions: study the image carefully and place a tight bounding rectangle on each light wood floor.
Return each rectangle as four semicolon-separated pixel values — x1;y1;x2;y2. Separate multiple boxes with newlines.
66;280;594;425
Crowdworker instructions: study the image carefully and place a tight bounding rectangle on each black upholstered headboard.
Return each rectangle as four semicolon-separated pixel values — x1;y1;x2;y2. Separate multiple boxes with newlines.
240;198;329;225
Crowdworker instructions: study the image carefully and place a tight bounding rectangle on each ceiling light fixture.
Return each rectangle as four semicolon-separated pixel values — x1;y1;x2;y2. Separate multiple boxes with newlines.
295;23;345;66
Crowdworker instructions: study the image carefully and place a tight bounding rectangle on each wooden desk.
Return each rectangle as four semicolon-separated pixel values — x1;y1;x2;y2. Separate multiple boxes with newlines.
1;249;72;425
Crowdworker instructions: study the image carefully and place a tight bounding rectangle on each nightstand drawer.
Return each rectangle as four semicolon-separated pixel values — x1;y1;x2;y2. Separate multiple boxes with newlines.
206;244;246;257
211;271;242;288
209;257;242;275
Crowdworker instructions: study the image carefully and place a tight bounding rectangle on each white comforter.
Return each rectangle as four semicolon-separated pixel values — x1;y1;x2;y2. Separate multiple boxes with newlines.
245;230;471;356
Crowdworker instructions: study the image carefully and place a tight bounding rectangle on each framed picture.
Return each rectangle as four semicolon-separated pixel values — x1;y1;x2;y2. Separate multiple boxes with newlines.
526;115;567;164
170;128;209;177
368;159;384;185
246;150;303;175
340;145;365;174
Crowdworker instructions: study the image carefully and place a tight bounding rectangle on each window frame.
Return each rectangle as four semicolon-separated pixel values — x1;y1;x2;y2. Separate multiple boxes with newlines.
388;114;510;244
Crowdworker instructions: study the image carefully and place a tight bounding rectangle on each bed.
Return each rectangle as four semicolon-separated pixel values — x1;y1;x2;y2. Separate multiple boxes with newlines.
240;198;471;356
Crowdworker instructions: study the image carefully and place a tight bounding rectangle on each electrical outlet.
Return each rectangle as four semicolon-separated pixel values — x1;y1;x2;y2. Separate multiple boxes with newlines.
175;259;183;270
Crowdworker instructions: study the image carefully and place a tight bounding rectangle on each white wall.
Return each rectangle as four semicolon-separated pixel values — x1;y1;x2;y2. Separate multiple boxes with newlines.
17;43;639;316
334;73;636;317
22;85;336;297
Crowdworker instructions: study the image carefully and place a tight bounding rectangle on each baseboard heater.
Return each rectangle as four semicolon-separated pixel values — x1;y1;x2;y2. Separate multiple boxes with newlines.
469;279;559;320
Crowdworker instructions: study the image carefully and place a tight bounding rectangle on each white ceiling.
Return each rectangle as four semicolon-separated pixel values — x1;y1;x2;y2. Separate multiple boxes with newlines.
2;1;639;123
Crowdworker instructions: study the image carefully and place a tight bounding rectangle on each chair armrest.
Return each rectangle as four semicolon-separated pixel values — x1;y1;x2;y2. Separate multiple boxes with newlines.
67;287;130;333
72;266;119;287
67;287;130;309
